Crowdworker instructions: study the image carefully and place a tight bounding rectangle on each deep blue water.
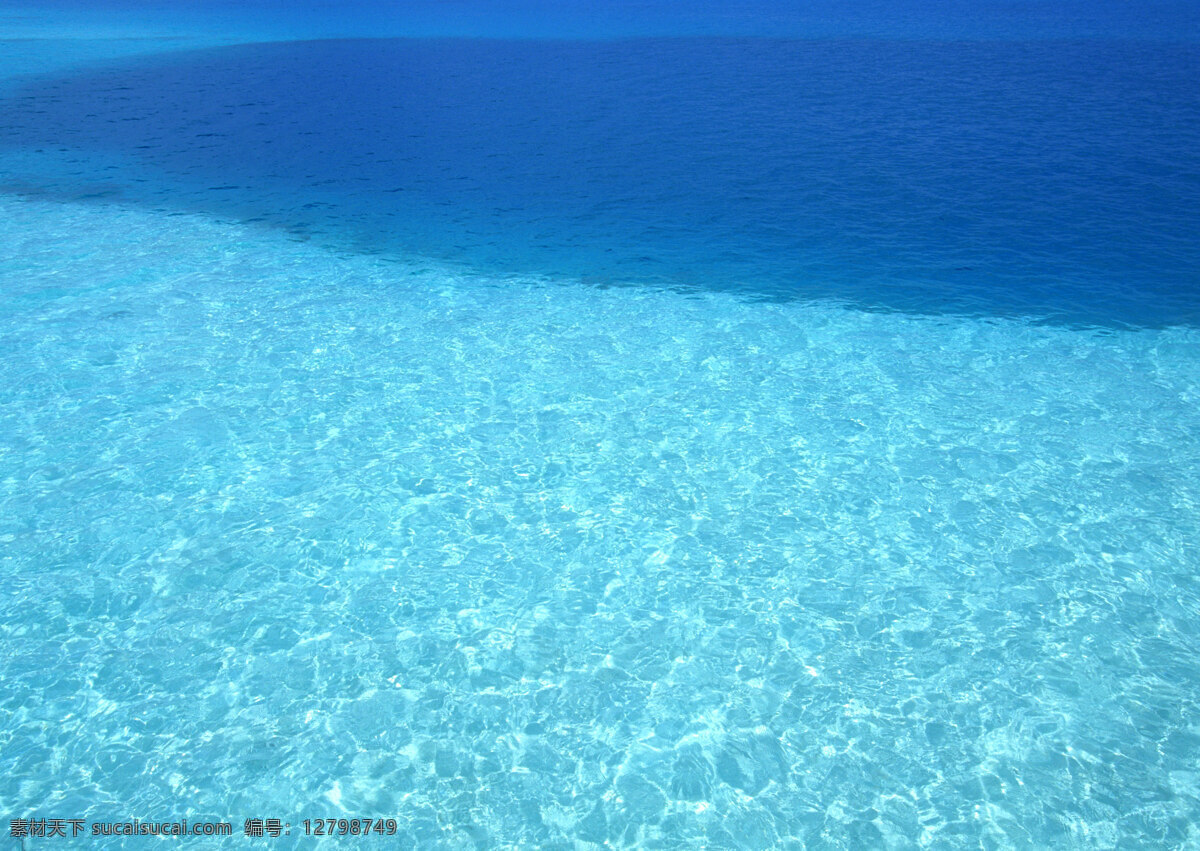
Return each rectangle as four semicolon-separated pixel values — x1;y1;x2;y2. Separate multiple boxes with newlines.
4;0;1200;40
7;0;1200;40
2;36;1199;325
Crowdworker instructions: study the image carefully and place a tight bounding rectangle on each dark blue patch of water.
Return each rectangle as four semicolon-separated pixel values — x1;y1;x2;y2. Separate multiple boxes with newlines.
2;38;1198;326
9;0;1200;40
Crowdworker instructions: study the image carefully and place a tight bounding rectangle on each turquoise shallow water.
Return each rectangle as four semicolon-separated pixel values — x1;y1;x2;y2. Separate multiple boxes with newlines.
2;195;1199;847
2;6;1200;847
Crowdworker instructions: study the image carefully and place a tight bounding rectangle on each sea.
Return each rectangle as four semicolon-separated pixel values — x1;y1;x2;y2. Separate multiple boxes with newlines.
1;1;1199;847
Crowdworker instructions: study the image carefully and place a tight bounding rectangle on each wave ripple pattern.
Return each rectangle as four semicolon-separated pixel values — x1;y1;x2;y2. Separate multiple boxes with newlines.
1;199;1199;847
